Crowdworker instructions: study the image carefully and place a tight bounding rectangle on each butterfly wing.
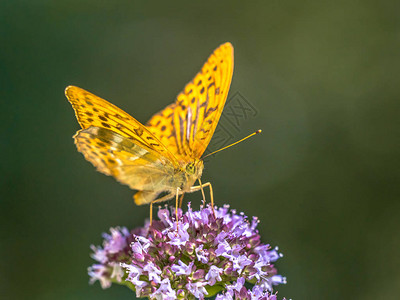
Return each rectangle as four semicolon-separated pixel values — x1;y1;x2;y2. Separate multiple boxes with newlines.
74;126;176;204
146;42;234;161
66;85;179;168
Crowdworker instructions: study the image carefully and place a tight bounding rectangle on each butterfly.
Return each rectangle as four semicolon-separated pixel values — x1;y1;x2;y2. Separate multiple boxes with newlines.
66;42;234;222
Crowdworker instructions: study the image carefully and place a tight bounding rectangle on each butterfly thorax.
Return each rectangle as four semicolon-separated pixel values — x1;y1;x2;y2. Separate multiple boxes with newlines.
175;160;204;192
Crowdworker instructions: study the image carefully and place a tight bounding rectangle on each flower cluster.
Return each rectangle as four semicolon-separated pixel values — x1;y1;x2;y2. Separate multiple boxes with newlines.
89;204;286;299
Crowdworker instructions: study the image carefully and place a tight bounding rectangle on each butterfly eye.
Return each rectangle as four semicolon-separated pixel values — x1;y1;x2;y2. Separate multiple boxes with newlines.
186;163;196;174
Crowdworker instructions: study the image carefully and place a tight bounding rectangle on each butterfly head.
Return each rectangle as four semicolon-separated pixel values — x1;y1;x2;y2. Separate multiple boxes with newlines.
185;160;204;180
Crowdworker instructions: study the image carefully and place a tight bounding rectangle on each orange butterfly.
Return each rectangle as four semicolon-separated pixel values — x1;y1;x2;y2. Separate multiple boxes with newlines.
66;43;236;222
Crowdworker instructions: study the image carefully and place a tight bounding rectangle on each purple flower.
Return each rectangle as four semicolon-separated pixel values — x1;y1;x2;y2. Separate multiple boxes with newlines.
171;260;194;276
151;278;176;299
186;281;208;299
205;265;223;285
88;204;286;299
195;244;209;263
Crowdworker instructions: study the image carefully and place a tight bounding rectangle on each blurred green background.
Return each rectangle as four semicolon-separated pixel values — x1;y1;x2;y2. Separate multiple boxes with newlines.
1;1;399;299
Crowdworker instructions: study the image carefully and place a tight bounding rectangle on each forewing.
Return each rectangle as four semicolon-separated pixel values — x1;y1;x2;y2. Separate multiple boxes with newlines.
66;85;179;167
74;126;175;192
146;42;234;161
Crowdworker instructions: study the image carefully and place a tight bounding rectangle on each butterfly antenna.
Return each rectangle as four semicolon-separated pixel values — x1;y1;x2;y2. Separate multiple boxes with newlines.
201;129;262;160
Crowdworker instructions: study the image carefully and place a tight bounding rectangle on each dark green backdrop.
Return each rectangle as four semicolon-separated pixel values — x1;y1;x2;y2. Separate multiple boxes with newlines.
1;1;399;299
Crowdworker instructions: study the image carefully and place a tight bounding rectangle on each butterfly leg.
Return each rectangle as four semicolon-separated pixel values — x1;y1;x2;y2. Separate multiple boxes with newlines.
149;193;174;225
178;193;185;208
197;178;207;206
190;181;215;217
175;188;182;230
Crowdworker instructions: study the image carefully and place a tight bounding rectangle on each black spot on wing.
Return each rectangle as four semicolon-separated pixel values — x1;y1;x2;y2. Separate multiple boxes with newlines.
101;122;111;128
205;106;217;118
134;128;143;136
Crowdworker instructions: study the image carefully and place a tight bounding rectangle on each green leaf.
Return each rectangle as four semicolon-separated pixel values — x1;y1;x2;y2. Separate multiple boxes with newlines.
205;284;225;298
